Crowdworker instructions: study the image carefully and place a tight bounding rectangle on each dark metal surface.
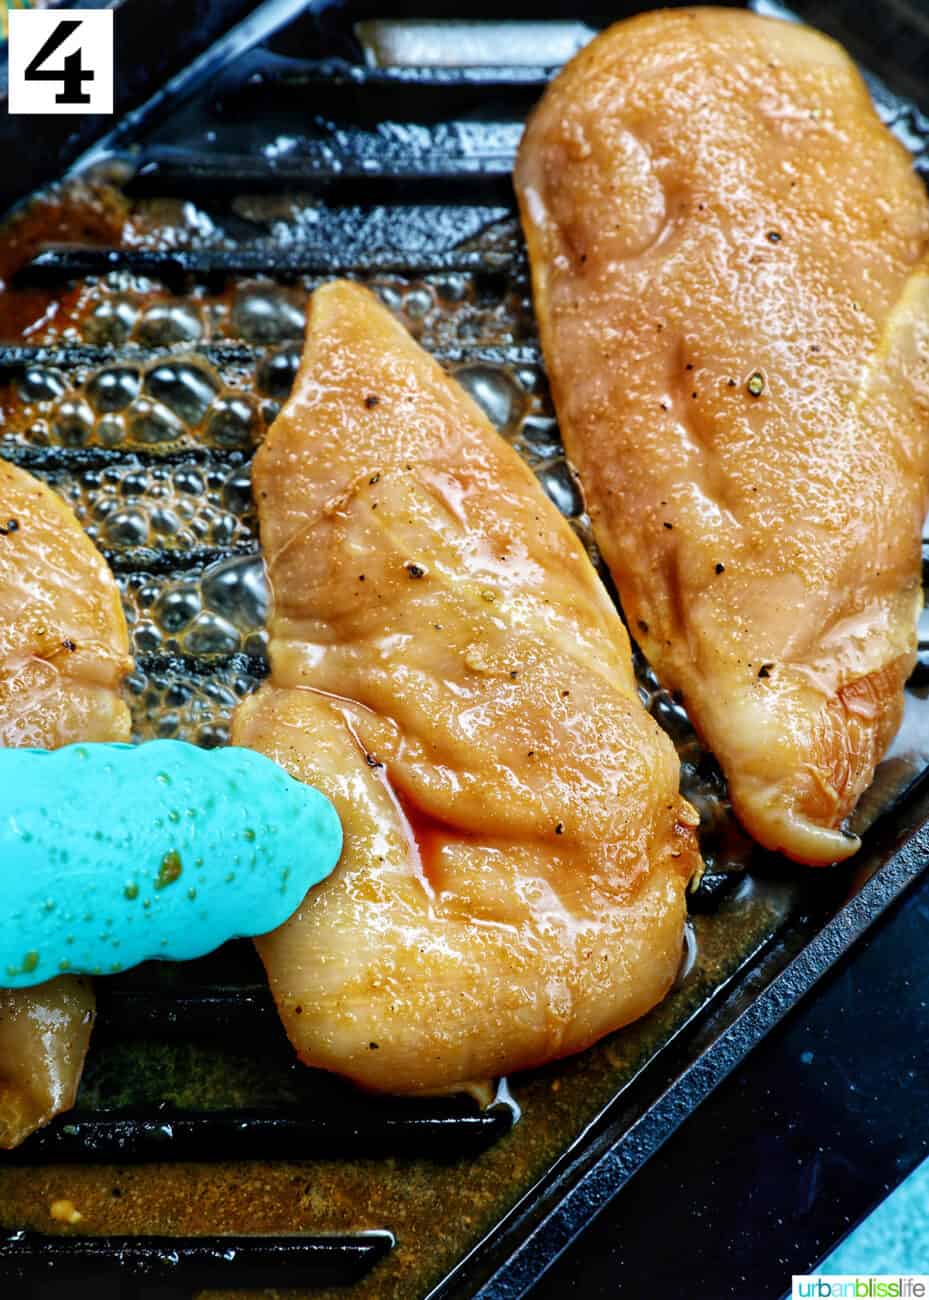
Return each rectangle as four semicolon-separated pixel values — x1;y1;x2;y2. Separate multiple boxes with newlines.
125;146;517;198
12;244;518;284
212;55;557;120
527;849;929;1299
0;341;542;374
0;1229;395;1292
6;1102;515;1165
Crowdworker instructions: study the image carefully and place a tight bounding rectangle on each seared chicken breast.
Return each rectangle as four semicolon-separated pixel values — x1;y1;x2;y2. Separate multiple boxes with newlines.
233;281;701;1094
0;459;131;1148
515;8;929;864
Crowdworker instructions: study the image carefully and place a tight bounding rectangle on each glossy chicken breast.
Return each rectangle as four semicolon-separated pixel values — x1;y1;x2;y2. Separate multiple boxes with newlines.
233;281;701;1094
515;8;929;865
0;979;96;1151
0;459;131;1148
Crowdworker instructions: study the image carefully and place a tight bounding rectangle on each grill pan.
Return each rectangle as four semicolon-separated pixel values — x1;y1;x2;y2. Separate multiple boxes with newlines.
0;2;928;1297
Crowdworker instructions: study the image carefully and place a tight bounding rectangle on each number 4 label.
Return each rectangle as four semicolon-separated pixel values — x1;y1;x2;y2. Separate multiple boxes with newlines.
8;10;114;115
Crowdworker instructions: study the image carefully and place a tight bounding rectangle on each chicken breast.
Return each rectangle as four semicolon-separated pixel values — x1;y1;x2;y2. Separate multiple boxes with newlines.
0;459;132;1148
0;978;96;1151
232;280;701;1094
515;8;929;865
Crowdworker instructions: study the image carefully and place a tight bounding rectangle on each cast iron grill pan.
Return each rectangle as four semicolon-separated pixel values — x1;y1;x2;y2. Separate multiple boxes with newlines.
0;2;927;1297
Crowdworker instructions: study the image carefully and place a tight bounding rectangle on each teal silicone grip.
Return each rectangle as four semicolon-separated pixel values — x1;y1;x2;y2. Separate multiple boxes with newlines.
0;740;342;988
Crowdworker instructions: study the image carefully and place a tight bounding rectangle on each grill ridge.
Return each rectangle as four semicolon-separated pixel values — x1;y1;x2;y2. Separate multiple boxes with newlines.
0;1229;396;1291
0;341;544;373
125;150;519;201
211;55;557;121
8;1101;517;1165
13;245;523;287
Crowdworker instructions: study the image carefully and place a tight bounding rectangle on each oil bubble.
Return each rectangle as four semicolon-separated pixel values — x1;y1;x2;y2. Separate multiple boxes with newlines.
136;304;204;347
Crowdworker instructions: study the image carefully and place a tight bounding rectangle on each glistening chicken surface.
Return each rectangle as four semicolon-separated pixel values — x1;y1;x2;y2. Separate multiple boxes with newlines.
516;7;929;865
233;280;702;1094
0;458;132;1149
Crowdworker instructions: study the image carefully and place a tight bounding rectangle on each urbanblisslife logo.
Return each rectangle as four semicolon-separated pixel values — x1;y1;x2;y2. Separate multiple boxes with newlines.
793;1278;929;1298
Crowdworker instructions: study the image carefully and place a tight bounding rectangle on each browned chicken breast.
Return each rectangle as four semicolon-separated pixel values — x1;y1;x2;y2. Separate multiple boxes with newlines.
515;8;929;865
233;280;701;1094
0;459;132;1148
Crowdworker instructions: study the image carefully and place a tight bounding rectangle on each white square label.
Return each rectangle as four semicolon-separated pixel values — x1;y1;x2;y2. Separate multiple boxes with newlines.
7;9;114;115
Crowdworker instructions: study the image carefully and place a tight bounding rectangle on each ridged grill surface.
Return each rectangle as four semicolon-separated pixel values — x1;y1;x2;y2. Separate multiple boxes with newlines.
0;3;927;1297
